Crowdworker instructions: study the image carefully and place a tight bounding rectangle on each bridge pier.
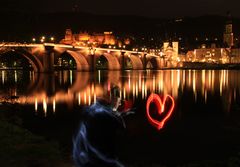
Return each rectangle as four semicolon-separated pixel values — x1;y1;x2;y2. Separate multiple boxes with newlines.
90;53;96;71
87;48;96;72
143;53;147;70
43;46;55;73
121;51;125;71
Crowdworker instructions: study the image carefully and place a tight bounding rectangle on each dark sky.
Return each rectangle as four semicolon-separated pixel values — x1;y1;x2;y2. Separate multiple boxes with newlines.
1;0;240;18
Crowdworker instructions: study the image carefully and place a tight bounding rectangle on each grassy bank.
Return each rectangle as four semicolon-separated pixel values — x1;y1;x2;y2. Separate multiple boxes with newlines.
0;103;72;167
0;119;64;167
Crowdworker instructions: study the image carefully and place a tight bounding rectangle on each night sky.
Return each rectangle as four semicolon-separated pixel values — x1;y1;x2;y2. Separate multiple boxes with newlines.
1;0;240;18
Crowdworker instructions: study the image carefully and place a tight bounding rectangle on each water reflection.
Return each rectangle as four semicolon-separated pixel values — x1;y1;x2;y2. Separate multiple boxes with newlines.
0;70;240;115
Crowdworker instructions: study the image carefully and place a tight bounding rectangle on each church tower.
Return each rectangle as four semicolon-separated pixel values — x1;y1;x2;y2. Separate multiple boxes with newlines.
223;12;234;47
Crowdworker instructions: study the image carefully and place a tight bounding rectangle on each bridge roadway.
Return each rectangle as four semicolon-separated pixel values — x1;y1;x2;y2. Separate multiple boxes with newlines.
0;43;167;72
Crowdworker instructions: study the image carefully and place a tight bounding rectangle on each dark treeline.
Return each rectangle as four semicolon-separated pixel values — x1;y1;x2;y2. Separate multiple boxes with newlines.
1;12;240;49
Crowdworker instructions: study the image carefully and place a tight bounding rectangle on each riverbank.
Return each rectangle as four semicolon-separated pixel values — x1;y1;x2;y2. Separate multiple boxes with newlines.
1;102;240;167
0;103;72;167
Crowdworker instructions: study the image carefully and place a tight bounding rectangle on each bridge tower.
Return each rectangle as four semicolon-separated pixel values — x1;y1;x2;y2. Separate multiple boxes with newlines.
223;12;234;47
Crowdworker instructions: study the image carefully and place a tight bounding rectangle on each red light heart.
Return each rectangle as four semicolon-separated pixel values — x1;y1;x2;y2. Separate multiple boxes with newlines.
146;93;175;130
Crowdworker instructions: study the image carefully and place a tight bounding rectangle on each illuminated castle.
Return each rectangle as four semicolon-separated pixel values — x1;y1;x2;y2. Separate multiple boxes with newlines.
60;29;130;47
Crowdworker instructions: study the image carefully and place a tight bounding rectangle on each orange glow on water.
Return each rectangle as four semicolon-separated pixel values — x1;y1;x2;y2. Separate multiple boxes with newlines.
2;70;239;115
35;98;38;112
53;99;56;113
78;93;81;105
146;93;175;130
43;98;47;116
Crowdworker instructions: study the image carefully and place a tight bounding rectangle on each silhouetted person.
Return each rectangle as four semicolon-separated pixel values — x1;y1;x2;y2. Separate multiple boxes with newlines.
73;85;133;167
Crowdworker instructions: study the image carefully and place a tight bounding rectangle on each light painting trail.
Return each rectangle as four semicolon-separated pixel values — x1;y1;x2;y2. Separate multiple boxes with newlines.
146;93;175;130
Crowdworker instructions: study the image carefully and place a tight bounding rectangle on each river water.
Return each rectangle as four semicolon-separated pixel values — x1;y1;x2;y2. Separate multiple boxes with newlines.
1;69;240;165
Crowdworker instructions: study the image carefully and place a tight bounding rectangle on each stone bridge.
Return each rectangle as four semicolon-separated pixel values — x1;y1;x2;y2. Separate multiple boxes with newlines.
0;43;167;72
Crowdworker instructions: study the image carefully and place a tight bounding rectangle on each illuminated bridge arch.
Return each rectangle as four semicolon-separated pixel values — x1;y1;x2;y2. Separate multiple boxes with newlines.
127;54;143;70
10;49;44;73
66;51;90;71
146;57;162;69
101;53;120;70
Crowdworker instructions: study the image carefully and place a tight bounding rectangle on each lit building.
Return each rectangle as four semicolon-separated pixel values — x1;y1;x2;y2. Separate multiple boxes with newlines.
162;41;180;67
60;29;130;47
187;48;230;63
223;12;234;47
163;41;179;61
230;49;240;63
185;12;239;64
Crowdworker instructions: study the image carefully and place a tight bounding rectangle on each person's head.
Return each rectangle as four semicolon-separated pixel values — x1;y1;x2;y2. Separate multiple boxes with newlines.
110;85;121;111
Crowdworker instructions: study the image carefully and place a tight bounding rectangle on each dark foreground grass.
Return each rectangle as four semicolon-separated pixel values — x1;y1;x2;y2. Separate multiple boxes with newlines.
1;103;240;167
0;119;64;167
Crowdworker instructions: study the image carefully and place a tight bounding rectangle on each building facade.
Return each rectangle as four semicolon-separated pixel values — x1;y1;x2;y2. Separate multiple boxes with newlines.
186;48;230;63
223;13;234;47
60;29;130;47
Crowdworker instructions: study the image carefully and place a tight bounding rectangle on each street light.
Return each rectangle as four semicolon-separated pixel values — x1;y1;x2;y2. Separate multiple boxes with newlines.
50;37;55;42
32;38;36;42
40;36;45;43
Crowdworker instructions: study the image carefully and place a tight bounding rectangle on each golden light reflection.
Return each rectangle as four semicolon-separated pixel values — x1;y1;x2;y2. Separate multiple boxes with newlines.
78;93;81;105
94;93;96;104
188;70;191;86
88;94;91;106
207;70;211;88
177;70;180;89
132;83;135;99
91;84;94;94
14;70;17;83
128;74;131;90
211;70;215;92
182;70;185;91
136;82;138;97
202;70;205;96
98;70;101;83
70;70;73;85
43;98;47;116
2;71;5;84
171;70;174;87
84;92;87;104
35;98;38;112
123;87;126;99
3;70;239;114
142;82;145;99
145;84;147;99
138;73;142;90
193;70;196;96
53;99;56;113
